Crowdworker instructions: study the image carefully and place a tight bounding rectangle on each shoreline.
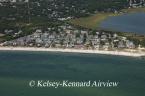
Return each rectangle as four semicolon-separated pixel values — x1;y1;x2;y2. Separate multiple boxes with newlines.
0;47;145;57
70;7;145;29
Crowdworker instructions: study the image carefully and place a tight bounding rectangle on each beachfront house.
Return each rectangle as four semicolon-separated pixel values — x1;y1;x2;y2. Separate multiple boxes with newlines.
126;40;135;48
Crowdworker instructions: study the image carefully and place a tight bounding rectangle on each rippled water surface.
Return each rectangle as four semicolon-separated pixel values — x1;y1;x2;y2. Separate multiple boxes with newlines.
0;51;145;96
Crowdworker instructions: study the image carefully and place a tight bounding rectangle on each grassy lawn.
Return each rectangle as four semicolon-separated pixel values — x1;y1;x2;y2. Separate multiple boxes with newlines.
122;7;145;13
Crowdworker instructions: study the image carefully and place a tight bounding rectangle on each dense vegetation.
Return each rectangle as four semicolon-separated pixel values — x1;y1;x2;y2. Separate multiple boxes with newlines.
0;0;128;28
1;0;145;47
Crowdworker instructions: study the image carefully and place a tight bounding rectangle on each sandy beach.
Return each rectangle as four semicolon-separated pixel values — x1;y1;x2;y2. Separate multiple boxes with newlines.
0;46;145;57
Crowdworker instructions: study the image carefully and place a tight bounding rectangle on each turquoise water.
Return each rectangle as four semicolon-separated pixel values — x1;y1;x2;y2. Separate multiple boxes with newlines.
100;12;145;34
0;51;145;96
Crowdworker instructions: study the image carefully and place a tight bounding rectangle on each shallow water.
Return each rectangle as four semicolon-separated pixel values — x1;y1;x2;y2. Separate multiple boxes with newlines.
0;51;145;96
100;12;145;34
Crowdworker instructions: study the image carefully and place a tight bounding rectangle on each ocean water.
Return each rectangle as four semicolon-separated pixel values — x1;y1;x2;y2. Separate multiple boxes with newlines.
0;51;145;96
100;12;145;34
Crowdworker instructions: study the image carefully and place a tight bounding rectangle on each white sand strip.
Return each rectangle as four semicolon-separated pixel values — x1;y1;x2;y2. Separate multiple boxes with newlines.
0;47;145;57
